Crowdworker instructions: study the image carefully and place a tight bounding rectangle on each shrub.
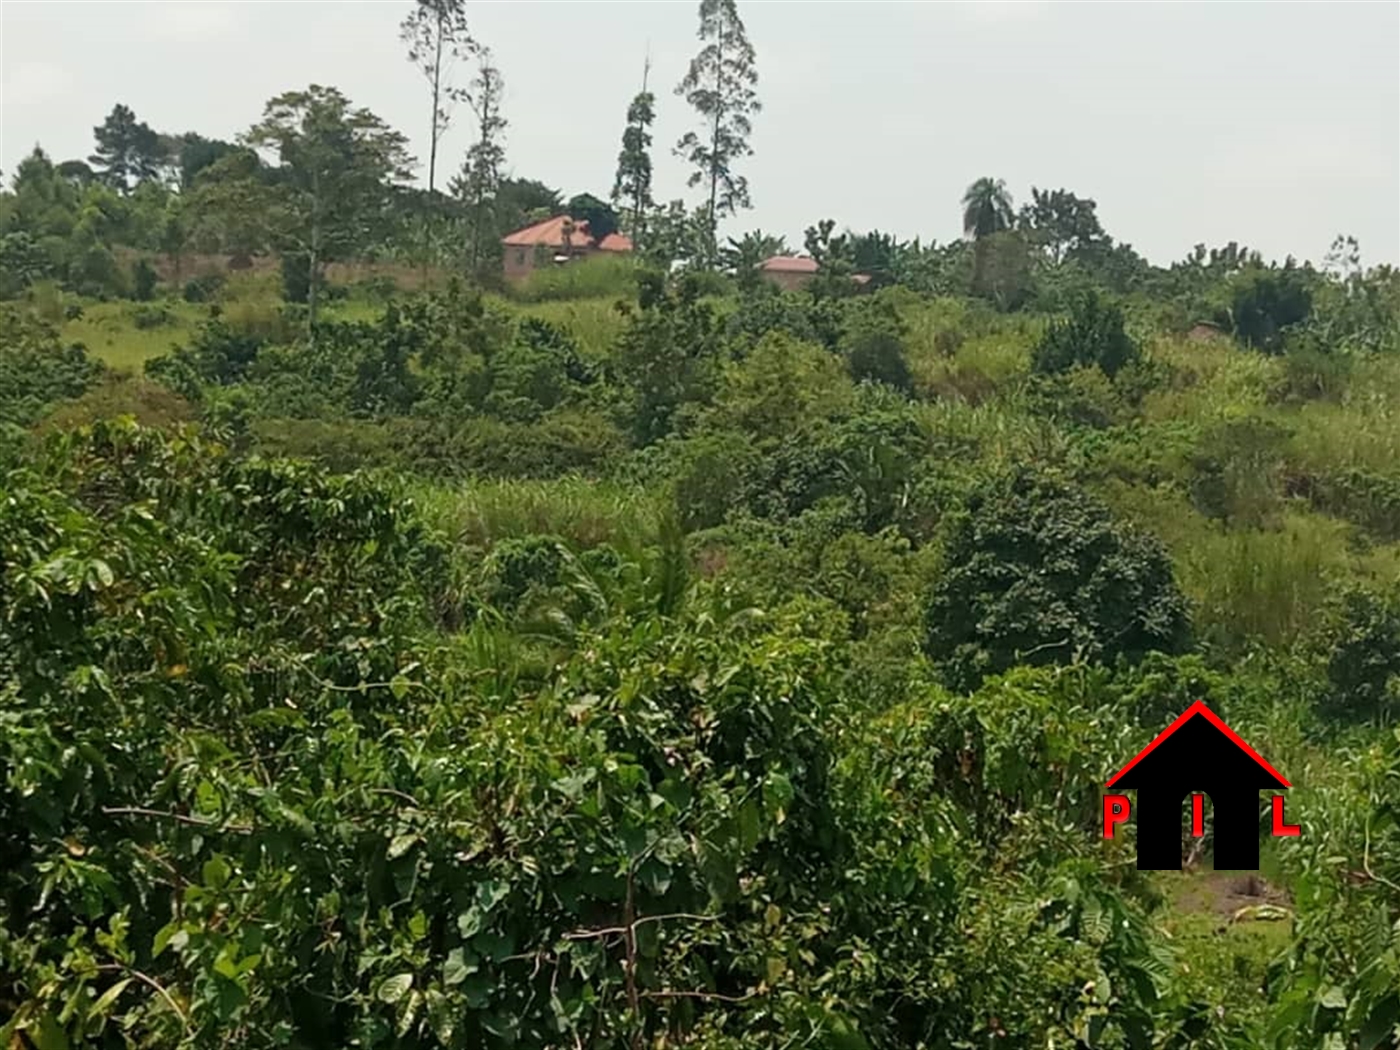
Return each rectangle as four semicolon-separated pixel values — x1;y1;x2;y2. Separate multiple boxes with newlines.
129;303;173;330
182;273;225;303
480;534;569;610
1317;587;1400;723
1032;291;1140;378
923;466;1191;691
512;253;638;303
841;298;913;392
280;251;311;304
667;430;764;531
0;307;102;428
131;257;158;301
1222;264;1313;353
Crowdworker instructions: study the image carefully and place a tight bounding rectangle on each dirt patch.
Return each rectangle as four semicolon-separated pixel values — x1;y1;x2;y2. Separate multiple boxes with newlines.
1172;871;1290;920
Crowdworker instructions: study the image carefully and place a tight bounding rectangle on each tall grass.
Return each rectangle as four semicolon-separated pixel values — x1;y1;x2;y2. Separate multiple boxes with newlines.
514;297;628;361
61;300;203;372
412;477;666;556
507;254;639;304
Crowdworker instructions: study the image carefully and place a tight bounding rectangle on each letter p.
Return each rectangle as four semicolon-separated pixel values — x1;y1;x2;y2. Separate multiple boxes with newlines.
1103;794;1131;838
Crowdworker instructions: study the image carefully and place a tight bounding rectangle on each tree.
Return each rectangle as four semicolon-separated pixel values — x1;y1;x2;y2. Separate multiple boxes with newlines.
244;86;414;333
184;148;280;264
1018;187;1109;267
89;104;165;192
400;0;476;277
675;0;760;267
804;218;856;299
612;61;656;239
961;176;1013;298
924;467;1191;691
567;193;617;240
452;49;507;275
171;132;240;190
1219;263;1314;353
1032;291;1140;378
721;228;786;288
400;0;475;201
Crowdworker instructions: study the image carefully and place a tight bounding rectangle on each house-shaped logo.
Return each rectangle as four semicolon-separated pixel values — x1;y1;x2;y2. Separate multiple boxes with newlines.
1102;701;1299;870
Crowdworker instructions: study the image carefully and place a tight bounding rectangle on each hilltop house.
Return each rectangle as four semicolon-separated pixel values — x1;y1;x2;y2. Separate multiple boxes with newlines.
501;215;633;281
757;255;820;292
756;255;874;292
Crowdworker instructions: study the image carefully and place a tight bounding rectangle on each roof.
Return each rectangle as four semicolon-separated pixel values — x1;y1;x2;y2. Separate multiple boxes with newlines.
1107;701;1289;789
596;232;633;253
501;215;632;253
759;255;819;274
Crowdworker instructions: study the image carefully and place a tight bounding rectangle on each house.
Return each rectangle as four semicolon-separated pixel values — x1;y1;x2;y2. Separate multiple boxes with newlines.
756;255;876;293
501;215;633;281
1187;320;1226;342
757;255;820;292
1107;701;1290;870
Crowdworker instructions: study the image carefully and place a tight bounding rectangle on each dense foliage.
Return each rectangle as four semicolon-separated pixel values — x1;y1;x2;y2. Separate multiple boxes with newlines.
2;5;1400;1045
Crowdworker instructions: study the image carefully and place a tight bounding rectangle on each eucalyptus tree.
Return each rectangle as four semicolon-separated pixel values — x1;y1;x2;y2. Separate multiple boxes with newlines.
675;0;760;267
612;58;656;240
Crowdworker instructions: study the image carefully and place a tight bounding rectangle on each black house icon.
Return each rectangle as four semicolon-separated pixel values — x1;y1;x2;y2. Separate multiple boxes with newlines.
1107;701;1290;870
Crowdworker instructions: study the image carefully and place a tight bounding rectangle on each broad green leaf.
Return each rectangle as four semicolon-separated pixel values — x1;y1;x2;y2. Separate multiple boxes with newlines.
443;948;475;987
90;977;132;1016
1321;985;1348;1010
202;855;231;891
377;973;413;1004
387;833;418;860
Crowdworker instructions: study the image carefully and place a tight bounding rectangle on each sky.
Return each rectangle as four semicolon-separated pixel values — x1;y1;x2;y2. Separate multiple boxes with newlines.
2;1;1398;267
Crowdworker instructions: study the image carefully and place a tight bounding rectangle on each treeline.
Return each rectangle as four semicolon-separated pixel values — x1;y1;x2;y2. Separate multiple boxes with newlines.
5;0;1399;351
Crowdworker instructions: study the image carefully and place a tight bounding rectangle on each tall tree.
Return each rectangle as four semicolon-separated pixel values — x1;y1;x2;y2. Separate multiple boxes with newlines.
89;104;165;193
961;176;1013;298
400;0;475;279
675;0;760;267
1017;187;1108;267
612;58;656;239
171;132;241;190
244;86;414;334
452;49;507;275
400;0;475;201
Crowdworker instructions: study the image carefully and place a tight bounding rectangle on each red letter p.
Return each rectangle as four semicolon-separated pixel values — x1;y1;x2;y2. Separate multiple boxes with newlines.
1103;794;1131;838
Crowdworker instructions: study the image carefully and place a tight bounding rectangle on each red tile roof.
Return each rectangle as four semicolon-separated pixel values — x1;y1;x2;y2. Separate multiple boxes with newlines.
596;232;633;253
759;255;819;274
501;215;632;253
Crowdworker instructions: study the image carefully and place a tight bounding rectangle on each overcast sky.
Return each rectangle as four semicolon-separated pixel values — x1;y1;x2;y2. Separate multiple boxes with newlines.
2;1;1397;266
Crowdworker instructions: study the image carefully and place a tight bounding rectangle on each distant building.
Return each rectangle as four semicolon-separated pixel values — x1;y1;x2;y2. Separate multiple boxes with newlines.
757;255;820;292
756;255;875;293
501;215;633;281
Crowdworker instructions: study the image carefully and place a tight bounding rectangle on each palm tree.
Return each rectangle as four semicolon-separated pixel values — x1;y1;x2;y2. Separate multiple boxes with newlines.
721;229;788;276
962;177;1014;296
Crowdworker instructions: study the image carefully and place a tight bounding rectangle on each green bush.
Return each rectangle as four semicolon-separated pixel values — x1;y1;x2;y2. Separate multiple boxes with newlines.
131;257;159;301
182;273;226;303
1222;264;1314;353
0;306;101;428
1031;291;1140;378
923;466;1191;691
841;297;913;392
1318;587;1400;723
512;252;638;303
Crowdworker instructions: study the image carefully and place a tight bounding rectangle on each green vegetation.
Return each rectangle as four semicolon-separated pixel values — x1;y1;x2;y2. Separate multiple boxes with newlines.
3;1;1400;1047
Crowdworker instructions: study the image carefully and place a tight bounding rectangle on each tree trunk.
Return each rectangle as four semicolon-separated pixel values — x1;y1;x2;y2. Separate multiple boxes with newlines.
424;11;444;290
706;17;725;270
308;173;321;344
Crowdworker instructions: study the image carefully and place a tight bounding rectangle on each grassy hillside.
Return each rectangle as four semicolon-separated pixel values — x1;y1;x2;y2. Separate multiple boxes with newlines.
3;253;1399;1049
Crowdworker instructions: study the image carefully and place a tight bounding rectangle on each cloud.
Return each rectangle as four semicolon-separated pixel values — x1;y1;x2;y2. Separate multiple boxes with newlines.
1;60;71;108
951;0;1051;24
140;1;237;43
